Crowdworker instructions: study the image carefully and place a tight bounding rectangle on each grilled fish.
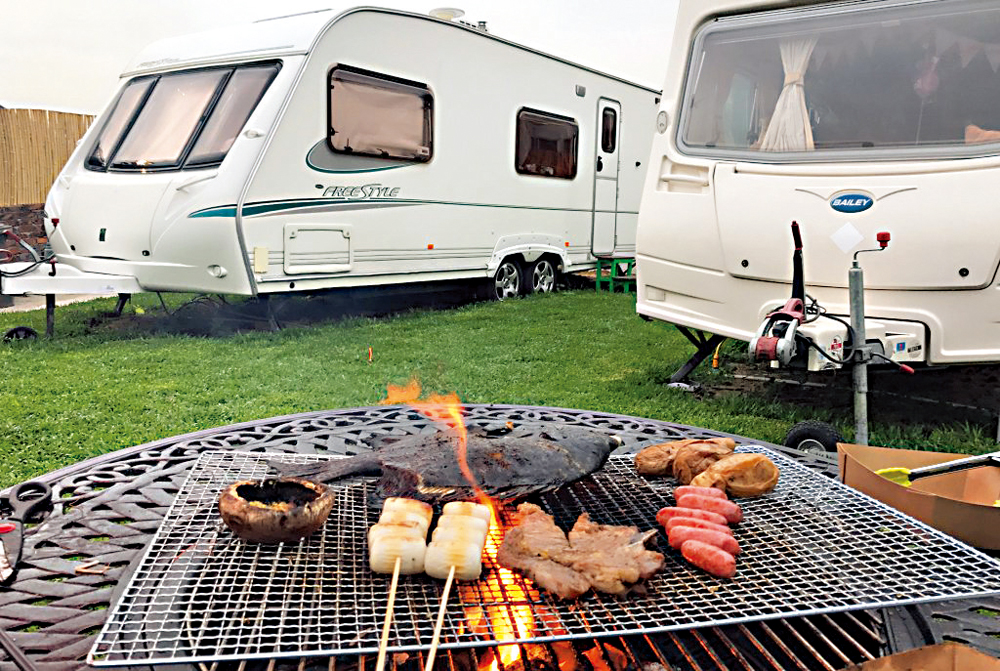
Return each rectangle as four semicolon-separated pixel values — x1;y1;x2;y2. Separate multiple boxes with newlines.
269;424;618;502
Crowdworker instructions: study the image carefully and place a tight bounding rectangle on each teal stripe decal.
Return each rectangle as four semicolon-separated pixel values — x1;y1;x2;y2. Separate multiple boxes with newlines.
190;205;237;218
189;198;640;219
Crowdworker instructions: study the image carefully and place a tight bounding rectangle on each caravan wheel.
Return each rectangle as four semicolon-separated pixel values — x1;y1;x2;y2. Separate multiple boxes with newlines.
528;258;558;294
493;259;523;300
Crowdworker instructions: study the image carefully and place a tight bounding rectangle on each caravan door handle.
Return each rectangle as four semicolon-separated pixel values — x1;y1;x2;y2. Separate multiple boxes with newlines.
658;172;709;187
596;156;604;172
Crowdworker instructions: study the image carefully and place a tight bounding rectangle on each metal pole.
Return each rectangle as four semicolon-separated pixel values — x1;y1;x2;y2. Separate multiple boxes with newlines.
45;294;55;338
849;263;868;445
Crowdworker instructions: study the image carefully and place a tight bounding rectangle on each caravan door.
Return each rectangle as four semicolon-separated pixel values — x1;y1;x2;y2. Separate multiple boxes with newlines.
592;98;621;256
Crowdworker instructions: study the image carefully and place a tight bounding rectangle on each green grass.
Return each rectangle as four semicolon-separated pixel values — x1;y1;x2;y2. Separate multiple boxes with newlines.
0;290;994;488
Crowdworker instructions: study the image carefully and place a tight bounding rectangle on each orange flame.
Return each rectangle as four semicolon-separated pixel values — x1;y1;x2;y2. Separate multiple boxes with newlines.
381;379;493;510
382;379;560;671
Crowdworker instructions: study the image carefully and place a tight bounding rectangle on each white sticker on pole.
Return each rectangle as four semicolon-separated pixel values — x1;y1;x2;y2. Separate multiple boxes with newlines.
830;223;864;253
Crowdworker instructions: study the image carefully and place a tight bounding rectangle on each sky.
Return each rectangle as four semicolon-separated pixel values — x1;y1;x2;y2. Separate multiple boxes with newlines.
0;0;678;114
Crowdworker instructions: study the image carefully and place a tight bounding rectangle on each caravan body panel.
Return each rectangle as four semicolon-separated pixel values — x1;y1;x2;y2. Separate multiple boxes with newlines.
636;0;1000;365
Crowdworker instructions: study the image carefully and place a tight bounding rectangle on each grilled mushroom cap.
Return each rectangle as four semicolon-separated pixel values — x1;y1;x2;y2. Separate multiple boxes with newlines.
218;477;335;543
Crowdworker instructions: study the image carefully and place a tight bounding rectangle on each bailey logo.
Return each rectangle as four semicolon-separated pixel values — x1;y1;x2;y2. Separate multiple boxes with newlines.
830;192;873;214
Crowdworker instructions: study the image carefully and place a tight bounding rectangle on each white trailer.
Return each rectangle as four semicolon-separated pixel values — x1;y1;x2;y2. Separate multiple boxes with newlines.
2;7;659;320
636;0;1000;375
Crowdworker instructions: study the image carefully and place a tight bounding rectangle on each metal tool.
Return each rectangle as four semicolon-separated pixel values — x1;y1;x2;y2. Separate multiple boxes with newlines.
0;480;53;585
876;451;1000;487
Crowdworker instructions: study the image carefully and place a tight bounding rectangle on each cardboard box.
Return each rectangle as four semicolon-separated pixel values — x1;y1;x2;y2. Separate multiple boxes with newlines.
843;642;1000;670
838;443;1000;549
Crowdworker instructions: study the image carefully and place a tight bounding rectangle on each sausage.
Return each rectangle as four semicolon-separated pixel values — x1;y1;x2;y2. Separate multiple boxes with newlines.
681;539;736;578
675;493;743;524
668;525;740;555
656;506;728;527
674;485;728;500
664;516;732;536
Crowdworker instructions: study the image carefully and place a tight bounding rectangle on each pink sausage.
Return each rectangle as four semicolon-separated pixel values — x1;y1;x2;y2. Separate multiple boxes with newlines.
668;526;740;555
674;485;728;500
664;516;732;536
681;539;737;578
656;506;727;527
676;494;743;524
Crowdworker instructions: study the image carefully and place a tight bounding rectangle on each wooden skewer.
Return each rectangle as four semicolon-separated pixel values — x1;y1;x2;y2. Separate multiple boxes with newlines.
424;565;456;671
375;557;402;671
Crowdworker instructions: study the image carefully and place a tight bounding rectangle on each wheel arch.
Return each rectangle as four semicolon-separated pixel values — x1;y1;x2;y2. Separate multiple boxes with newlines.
487;235;568;275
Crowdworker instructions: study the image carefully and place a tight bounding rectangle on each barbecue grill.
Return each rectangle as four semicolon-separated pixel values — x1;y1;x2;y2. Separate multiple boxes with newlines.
3;405;998;671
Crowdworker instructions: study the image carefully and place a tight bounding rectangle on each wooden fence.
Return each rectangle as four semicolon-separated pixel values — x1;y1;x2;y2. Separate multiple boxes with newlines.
0;108;94;207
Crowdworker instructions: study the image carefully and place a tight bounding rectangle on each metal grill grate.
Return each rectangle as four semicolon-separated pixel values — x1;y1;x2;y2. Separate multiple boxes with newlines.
89;447;1000;666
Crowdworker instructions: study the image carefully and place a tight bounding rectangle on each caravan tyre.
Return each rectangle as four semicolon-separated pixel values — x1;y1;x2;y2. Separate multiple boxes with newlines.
493;259;522;301
528;258;558;294
784;420;842;455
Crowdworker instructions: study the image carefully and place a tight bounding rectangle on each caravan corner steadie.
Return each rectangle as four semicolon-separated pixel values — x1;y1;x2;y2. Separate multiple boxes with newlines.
635;0;1000;368
31;8;659;302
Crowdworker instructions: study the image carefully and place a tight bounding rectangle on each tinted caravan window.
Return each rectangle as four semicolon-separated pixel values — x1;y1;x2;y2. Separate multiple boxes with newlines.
86;62;279;172
680;0;1000;161
328;66;433;162
601;107;617;153
515;109;578;179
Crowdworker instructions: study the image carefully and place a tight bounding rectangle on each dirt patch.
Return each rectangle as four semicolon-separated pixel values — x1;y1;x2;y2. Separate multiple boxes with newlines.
89;273;596;338
709;358;1000;433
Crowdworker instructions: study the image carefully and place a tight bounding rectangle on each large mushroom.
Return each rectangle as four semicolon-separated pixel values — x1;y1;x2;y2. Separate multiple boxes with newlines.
218;477;335;543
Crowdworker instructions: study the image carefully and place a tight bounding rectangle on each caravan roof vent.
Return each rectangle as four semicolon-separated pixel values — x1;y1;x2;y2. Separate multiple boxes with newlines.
429;7;465;21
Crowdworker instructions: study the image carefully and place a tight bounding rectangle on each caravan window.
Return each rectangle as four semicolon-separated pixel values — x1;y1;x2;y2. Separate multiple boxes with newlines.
85;62;279;172
601;108;617;153
679;0;1000;161
187;65;280;166
328;67;433;162
515;109;578;179
87;78;154;170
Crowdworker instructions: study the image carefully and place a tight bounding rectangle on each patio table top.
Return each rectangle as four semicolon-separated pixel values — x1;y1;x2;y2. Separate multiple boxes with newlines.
1;404;997;671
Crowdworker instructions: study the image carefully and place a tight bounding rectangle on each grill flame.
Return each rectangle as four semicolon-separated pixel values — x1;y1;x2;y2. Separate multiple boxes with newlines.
381;380;544;671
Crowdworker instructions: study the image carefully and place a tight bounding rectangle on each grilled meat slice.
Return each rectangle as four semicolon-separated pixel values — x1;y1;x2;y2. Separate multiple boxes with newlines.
269;424;617;503
564;515;662;594
496;503;664;599
496;504;591;599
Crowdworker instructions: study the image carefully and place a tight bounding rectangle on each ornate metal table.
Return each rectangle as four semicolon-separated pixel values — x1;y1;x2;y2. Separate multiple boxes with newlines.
1;405;997;671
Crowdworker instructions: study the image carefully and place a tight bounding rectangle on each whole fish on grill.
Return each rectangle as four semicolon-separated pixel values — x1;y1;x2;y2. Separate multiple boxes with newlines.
268;424;618;502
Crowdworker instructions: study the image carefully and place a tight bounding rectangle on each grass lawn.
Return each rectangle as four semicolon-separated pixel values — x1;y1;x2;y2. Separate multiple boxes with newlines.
1;288;995;488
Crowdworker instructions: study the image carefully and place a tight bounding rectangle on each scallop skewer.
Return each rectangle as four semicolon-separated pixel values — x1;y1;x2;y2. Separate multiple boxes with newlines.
370;498;433;671
423;502;492;671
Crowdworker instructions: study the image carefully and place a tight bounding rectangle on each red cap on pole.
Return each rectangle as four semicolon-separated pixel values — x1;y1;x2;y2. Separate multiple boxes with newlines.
877;231;890;249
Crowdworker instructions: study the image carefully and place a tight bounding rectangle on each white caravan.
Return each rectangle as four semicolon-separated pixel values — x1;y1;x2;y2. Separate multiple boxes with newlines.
3;8;658;305
636;0;1000;370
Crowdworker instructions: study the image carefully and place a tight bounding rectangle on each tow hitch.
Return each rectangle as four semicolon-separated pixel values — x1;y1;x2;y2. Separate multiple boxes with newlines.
749;222;807;366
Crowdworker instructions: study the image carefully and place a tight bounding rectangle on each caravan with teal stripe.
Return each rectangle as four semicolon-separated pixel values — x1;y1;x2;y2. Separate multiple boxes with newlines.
15;8;659;302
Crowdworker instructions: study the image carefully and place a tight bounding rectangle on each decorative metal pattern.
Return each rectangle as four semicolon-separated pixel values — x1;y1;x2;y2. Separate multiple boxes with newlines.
89;444;1000;666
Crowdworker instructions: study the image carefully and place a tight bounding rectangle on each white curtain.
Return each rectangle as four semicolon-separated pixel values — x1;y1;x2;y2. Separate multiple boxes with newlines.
760;37;818;152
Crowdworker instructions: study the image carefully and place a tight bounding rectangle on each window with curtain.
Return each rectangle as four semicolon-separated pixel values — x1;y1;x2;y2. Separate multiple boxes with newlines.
679;0;1000;161
515;109;578;179
328;66;433;162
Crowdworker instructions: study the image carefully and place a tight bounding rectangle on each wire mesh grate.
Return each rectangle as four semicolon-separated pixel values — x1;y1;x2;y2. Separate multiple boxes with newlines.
89;447;1000;666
